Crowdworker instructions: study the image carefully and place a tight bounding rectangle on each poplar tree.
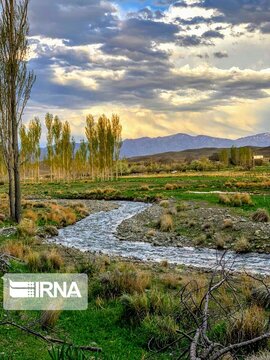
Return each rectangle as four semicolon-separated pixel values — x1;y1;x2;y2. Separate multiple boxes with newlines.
28;117;41;181
61;121;72;179
45;113;54;180
0;0;35;222
112;114;122;180
52;116;62;180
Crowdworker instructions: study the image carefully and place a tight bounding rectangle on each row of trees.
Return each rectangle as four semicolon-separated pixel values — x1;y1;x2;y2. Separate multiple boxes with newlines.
219;146;254;169
0;113;123;182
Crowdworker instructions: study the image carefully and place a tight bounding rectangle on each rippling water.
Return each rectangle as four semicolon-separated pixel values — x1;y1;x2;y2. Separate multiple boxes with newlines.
51;201;270;275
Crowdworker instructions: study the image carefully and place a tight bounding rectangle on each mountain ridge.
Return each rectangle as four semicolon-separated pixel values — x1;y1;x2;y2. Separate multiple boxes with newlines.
121;132;270;158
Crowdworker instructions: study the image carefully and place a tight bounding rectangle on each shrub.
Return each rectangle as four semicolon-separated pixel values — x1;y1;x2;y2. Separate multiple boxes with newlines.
219;194;231;205
4;242;29;259
17;219;37;237
219;193;253;207
222;218;234;229
43;225;59;237
214;233;226;250
40;310;61;329
161;273;180;289
246;352;270;360
120;293;149;324
164;183;182;190
140;184;150;191
23;209;38;222
159;200;170;208
252;209;270;223
252;286;270;309
95;265;150;298
227;305;267;352
234;236;251;253
26;251;40;272
158;214;173;232
47;250;63;270
142;315;179;349
176;202;189;212
146;229;156;238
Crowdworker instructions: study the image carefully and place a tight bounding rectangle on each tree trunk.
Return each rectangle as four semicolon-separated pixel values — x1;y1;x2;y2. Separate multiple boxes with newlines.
7;165;15;220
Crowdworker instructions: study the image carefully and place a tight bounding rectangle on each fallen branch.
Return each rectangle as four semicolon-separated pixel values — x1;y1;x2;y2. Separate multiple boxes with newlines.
0;320;102;353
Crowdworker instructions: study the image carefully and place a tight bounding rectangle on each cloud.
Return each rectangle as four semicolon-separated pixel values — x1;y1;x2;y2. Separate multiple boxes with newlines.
25;0;270;140
213;51;228;58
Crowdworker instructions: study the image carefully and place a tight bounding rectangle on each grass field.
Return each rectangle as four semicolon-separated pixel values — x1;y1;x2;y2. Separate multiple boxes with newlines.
0;168;270;359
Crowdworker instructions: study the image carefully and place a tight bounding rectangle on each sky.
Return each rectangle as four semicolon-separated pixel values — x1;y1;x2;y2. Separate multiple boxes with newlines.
26;0;270;142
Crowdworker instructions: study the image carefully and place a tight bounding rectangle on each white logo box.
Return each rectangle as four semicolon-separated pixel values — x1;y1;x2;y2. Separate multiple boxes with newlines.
3;274;88;310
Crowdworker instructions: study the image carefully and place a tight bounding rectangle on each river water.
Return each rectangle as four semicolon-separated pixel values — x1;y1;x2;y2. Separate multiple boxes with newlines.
51;201;270;275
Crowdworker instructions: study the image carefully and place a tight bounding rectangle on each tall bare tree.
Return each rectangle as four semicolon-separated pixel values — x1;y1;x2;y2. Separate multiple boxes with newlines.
0;0;35;222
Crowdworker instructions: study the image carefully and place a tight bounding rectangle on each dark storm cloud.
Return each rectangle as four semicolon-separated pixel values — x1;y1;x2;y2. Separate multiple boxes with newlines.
29;0;118;45
203;30;224;39
199;0;270;30
213;51;228;58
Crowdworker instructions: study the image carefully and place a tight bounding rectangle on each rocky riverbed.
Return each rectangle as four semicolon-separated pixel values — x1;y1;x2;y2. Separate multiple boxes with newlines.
117;201;270;253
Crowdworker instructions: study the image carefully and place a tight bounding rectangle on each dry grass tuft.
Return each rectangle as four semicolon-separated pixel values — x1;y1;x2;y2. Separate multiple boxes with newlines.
222;218;234;229
140;184;150;191
3;242;30;259
252;209;270;223
234;235;251;253
227;305;267;347
17;219;37;237
159;200;170;208
219;193;253;207
158;214;173;232
40;310;61;329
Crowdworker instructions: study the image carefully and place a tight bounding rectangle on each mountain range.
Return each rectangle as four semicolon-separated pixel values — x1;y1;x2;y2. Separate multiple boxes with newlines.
121;132;270;158
40;132;270;159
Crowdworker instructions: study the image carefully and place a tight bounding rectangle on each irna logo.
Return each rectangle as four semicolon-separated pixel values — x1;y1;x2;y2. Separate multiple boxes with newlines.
3;274;88;310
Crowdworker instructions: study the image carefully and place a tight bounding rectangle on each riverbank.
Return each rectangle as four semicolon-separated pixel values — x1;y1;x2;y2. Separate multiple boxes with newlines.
117;200;270;254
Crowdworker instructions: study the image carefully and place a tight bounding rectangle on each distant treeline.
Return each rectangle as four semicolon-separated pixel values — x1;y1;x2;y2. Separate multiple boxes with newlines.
0;113;122;181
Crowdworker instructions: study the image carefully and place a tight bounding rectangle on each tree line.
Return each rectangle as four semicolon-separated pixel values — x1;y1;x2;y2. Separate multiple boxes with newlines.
0;113;123;182
45;113;122;181
219;146;254;169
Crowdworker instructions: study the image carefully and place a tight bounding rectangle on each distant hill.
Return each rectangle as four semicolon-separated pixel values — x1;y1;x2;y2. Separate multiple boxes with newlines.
129;146;270;164
121;132;270;158
40;132;270;159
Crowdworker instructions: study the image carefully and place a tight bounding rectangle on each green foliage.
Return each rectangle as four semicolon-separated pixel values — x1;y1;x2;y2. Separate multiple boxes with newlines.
48;345;88;360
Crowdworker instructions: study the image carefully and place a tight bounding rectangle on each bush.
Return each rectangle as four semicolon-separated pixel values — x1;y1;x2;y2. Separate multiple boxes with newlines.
26;251;40;272
120;293;149;324
3;242;29;259
252;209;270;223
159;200;170;208
120;289;178;324
140;184;150;191
246;352;270;360
219;193;253;207
17;219;37;237
176;202;189;212
142;315;179;349
40;310;61;329
227;305;267;352
222;218;234;229
164;183;180;190
214;233;226;250
234;236;251;253
47;250;63;270
252;286;270;309
158;214;173;232
95;265;150;298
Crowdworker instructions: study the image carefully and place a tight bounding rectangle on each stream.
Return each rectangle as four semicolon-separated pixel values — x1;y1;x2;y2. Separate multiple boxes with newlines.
51;201;270;275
